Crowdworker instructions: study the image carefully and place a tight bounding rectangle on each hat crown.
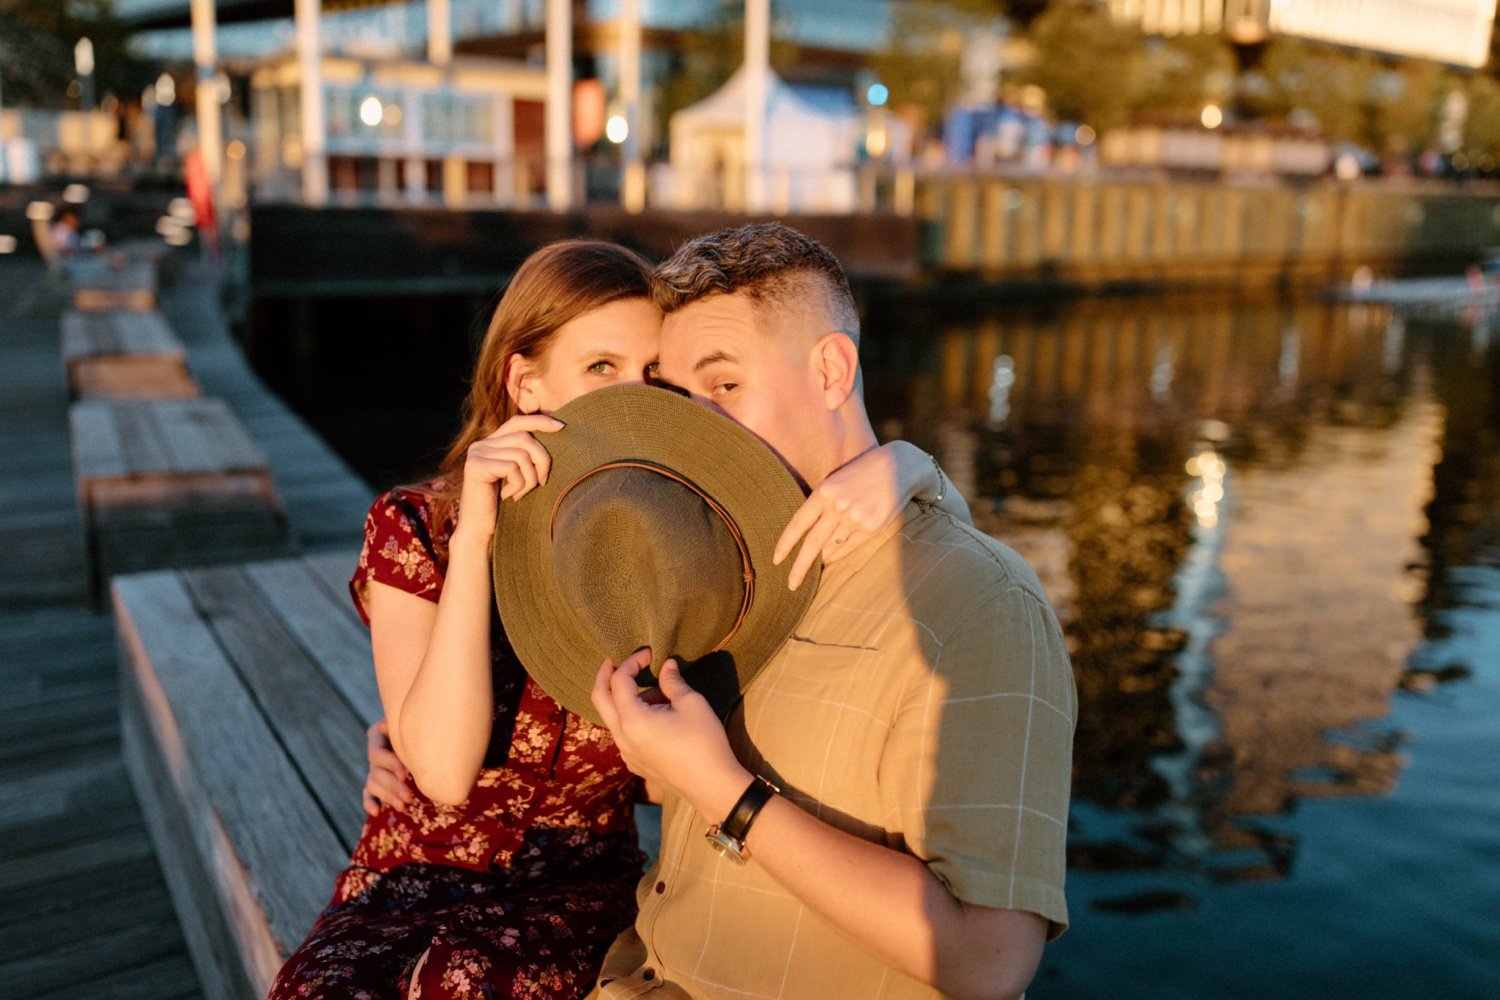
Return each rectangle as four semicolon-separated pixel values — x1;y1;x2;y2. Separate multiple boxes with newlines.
551;466;746;668
493;383;818;725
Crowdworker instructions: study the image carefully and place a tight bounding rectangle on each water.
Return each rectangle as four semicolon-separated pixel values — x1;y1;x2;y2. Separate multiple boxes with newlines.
250;288;1500;999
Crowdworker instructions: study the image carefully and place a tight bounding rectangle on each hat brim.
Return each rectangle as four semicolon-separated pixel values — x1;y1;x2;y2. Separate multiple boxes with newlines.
493;383;819;726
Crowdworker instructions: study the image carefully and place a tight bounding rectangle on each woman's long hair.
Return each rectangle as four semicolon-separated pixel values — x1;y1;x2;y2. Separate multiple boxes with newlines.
419;239;654;536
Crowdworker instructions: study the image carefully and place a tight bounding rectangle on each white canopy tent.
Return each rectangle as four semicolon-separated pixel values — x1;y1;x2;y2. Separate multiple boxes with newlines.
665;66;862;213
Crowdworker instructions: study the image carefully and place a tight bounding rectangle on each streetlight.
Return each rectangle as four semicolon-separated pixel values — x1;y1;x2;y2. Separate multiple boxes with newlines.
74;37;95;111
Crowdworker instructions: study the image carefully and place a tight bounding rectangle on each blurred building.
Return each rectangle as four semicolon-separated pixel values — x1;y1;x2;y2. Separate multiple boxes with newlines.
1108;0;1498;67
663;67;869;212
248;51;547;204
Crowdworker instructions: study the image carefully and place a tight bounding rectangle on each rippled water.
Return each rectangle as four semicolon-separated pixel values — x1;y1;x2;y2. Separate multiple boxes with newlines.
255;288;1500;999
856;292;1500;999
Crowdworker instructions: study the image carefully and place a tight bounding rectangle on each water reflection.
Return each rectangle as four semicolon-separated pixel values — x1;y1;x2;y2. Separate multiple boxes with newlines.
860;292;1497;910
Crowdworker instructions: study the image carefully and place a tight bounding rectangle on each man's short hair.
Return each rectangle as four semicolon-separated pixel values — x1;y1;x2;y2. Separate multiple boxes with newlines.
651;222;860;341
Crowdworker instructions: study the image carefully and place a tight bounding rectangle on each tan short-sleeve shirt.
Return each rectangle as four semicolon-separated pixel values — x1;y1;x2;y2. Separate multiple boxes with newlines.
599;506;1076;999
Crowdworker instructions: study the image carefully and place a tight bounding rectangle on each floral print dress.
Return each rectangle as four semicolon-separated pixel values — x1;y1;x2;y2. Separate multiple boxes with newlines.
270;486;645;1000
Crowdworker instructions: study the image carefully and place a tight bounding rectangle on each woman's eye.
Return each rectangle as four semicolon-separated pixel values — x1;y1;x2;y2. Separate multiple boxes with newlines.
645;361;661;378
587;360;614;375
712;381;738;396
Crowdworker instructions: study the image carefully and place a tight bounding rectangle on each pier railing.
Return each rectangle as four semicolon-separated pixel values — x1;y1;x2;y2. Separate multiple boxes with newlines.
903;172;1500;285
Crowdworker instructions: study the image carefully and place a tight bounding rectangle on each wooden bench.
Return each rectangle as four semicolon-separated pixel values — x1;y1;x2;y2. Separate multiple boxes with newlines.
70;397;296;600
114;553;379;1000
114;555;667;999
61;308;199;400
71;258;158;312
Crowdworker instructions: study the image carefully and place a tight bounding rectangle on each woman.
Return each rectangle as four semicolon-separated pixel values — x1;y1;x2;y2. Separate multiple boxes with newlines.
271;239;963;1000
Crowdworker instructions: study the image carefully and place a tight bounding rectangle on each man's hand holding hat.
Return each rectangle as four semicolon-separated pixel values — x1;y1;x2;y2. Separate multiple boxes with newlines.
591;650;752;826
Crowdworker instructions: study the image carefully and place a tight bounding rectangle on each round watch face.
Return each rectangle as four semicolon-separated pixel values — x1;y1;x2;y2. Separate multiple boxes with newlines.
705;827;747;864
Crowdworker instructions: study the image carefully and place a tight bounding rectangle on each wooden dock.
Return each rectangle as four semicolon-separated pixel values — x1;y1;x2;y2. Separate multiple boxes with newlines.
0;251;375;997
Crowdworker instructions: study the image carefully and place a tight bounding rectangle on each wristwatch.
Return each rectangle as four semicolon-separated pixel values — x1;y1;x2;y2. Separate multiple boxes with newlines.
705;775;779;864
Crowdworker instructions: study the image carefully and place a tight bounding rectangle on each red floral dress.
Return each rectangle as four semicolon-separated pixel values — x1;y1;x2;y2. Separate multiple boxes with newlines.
270;486;644;1000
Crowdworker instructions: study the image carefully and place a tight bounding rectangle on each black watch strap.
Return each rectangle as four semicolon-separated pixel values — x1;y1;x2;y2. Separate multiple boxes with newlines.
721;775;779;843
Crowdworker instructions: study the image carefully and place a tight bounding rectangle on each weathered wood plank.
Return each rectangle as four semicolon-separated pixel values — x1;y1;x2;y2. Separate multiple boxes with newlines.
155;399;269;476
0;863;179;958
70;260;158;312
25;951;203;1000
0;823;156;895
4;905;194;995
71;399;297;597
179;562;370;849
61;308;185;357
115;569;348;998
69;356;199;401
243;555;383;725
104;396;173;474
68;398;130;480
120;678;263;1000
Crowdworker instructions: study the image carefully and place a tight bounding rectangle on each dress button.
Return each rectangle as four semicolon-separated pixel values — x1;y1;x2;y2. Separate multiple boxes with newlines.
642;968;656;981
654;880;666;894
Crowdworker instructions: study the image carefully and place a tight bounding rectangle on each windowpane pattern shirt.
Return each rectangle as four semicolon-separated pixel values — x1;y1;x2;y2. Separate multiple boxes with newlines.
599;506;1076;999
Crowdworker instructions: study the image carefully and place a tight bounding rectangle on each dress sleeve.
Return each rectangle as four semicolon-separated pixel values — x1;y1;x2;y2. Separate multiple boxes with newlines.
880;579;1077;938
348;489;446;626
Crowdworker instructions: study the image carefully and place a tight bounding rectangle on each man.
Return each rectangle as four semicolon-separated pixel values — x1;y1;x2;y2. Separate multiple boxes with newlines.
591;222;1075;1000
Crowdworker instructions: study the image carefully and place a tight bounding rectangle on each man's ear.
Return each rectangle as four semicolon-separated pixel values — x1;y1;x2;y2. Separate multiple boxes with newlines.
811;331;860;409
505;354;540;414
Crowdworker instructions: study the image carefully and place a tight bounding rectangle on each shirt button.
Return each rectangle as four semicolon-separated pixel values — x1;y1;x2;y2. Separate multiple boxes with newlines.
654;880;666;894
642;968;656;981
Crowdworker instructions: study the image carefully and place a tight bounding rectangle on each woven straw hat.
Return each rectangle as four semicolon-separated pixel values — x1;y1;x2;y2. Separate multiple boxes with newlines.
493;383;819;725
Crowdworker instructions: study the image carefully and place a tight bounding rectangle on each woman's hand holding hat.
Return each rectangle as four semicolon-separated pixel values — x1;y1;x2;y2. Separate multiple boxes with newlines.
591;649;751;825
454;414;564;539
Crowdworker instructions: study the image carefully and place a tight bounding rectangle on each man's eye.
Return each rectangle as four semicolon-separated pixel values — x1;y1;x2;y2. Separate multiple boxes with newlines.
712;381;738;396
588;360;614;375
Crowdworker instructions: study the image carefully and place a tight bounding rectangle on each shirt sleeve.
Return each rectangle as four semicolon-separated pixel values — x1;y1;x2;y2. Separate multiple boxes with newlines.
347;489;445;626
880;578;1077;938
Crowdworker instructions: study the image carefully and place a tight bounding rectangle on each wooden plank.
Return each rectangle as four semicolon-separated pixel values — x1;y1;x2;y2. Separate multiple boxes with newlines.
157;399;272;476
70;356;200;400
71;261;158;313
61;309;182;359
72;399;295;598
0;863;179;957
68;399;130;480
61;310;198;400
119;675;265;1000
0;824;156;895
72;399;271;479
107;397;174;476
3;898;194;995
25;951;203;1000
243;556;383;726
114;570;348;997
303;548;360;597
179;563;370;849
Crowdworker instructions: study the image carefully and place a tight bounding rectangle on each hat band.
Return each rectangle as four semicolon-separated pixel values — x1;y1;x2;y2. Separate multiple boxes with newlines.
547;460;757;655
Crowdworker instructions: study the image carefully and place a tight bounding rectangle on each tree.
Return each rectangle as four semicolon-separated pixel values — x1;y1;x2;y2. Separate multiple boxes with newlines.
1013;1;1144;131
1135;32;1235;118
0;0;144;109
1463;74;1500;160
1366;58;1446;157
657;0;800;147
871;3;976;127
1249;37;1376;144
